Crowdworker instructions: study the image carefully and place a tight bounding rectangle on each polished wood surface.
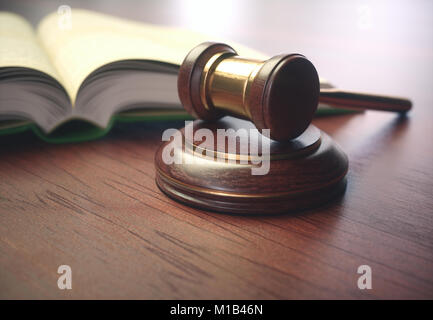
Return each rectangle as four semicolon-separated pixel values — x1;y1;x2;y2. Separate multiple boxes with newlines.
0;0;432;299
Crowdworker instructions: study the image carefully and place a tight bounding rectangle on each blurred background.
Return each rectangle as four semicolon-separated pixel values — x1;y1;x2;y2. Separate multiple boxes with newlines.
1;0;432;109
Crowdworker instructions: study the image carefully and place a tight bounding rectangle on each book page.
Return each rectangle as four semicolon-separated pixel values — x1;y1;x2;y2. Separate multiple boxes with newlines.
37;9;268;105
0;12;61;83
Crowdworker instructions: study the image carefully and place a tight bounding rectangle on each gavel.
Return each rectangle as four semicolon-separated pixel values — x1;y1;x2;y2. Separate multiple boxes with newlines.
156;42;413;213
178;42;412;141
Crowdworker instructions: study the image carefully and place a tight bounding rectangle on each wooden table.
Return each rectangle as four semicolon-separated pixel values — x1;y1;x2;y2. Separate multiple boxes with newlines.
0;0;432;299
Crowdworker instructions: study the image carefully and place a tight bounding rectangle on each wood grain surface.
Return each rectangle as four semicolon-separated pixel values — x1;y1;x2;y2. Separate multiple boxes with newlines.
0;0;432;299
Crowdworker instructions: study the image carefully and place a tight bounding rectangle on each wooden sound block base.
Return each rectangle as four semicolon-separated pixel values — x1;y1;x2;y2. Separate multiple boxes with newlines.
155;117;348;214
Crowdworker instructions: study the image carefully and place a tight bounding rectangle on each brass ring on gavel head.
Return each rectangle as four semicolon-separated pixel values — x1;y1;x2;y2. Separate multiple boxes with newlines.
178;42;320;141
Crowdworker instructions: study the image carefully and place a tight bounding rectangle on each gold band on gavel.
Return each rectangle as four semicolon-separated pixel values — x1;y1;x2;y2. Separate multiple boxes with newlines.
201;53;264;120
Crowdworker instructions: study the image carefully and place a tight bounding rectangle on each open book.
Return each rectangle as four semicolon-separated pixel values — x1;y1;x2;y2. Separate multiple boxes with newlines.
0;9;348;143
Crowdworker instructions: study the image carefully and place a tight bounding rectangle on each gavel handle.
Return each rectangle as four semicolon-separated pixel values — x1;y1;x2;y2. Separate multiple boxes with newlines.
319;88;412;113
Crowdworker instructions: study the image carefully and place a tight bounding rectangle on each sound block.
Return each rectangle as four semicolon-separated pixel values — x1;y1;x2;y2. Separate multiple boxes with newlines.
155;117;348;214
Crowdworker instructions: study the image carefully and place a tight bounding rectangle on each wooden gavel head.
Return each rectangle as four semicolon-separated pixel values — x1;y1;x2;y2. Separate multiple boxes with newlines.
178;42;320;141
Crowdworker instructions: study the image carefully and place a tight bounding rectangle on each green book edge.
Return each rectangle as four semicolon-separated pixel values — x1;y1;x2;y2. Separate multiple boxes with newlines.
0;108;358;144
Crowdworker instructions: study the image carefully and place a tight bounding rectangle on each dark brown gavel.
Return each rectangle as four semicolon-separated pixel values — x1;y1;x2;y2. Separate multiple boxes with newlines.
178;42;412;141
